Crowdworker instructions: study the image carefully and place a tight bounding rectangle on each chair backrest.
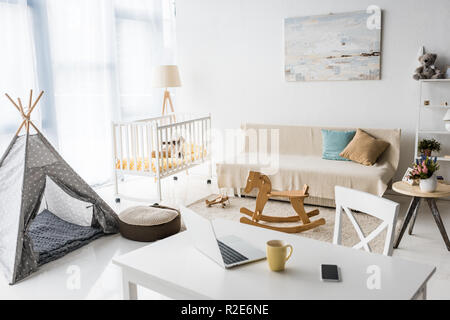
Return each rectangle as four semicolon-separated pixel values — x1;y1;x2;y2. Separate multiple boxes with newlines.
333;186;399;256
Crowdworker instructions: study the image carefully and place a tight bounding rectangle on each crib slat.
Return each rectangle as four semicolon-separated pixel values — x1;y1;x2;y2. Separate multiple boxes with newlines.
207;117;211;159
164;127;168;175
119;125;124;172
156;126;161;177
139;124;145;171
190;122;195;163
188;122;192;169
165;128;171;172
158;127;163;175
163;126;168;175
128;124;132;171
179;123;184;170
171;126;175;171
125;125;130;170
171;125;176;170
196;121;199;160
184;123;191;166
167;126;172;173
135;125;139;171
137;125;141;159
161;126;165;175
112;124;118;173
136;125;140;162
178;124;182;166
201;119;205;161
207;118;209;159
172;125;176;171
133;125;138;171
193;121;196;164
146;124;152;173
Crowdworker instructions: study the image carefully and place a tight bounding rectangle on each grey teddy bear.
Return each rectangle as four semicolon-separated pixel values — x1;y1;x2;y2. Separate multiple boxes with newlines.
413;53;445;80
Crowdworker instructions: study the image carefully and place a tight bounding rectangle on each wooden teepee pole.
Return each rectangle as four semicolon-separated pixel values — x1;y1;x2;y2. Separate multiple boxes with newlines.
29;121;42;136
17;98;26;118
14;121;26;137
5;90;44;137
28;90;33;113
5;93;21;113
27;90;44;117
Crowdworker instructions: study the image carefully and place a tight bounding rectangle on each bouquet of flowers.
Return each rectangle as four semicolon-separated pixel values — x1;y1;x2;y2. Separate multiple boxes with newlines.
408;156;439;180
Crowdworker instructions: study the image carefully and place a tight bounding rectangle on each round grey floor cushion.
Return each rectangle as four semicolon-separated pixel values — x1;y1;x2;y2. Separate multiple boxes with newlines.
118;205;181;242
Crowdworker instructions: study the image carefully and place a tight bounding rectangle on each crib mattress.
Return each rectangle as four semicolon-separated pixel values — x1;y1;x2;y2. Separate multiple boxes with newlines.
29;210;104;266
116;144;207;172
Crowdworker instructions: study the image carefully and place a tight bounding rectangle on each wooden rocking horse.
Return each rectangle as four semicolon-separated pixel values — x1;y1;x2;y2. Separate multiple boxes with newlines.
240;171;325;233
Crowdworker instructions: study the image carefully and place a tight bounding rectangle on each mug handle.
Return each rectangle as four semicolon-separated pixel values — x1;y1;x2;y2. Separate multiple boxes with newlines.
285;244;293;261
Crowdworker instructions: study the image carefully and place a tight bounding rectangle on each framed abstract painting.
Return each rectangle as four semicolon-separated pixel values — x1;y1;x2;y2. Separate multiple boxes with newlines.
284;10;382;81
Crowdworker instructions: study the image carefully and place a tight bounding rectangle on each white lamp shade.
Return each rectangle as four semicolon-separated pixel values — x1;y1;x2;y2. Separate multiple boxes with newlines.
152;65;182;88
444;109;450;121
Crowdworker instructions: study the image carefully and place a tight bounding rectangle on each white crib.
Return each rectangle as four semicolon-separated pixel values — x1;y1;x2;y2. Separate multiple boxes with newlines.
112;114;212;203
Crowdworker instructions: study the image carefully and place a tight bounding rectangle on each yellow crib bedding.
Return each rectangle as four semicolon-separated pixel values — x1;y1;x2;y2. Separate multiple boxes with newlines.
116;144;207;173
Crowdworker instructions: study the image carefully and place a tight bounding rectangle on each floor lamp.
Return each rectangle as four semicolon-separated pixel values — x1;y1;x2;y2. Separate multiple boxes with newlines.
152;65;182;116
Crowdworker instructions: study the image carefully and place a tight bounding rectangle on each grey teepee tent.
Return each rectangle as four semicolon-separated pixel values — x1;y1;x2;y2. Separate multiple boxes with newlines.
0;91;119;284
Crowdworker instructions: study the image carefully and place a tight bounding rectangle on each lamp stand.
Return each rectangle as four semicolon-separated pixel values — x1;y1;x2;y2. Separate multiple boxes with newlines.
162;88;175;116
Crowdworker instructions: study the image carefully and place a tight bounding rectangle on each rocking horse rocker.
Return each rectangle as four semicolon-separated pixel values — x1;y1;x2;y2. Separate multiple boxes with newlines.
240;171;326;233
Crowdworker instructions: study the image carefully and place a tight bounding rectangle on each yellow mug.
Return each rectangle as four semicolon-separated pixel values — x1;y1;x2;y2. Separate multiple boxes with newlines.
266;240;293;272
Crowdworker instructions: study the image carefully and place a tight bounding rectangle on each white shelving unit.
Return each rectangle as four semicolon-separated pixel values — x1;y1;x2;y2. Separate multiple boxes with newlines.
423;106;450;110
418;130;450;134
415;79;450;162
420;79;450;82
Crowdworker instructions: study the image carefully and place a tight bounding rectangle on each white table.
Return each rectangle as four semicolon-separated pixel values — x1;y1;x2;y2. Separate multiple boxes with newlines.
113;219;436;300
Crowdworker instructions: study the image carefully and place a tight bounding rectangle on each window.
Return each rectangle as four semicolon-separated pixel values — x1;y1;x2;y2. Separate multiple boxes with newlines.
0;0;176;185
115;0;176;120
45;0;117;184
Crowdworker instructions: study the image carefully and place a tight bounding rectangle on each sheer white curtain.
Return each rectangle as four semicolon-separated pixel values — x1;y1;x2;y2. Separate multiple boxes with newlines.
0;0;176;185
115;0;176;120
44;0;176;185
1;0;175;187
45;0;118;185
0;0;38;152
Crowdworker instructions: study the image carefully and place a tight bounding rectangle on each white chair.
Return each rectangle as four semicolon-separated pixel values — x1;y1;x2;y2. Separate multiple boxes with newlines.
333;186;400;256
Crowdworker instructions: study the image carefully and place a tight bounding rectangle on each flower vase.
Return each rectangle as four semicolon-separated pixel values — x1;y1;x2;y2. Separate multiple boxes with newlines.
419;174;437;192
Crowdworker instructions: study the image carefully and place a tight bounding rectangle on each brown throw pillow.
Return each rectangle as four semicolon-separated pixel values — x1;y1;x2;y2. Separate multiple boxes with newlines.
339;129;389;166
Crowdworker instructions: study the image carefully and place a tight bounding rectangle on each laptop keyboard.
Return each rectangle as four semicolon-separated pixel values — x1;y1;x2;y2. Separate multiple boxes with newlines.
217;240;248;265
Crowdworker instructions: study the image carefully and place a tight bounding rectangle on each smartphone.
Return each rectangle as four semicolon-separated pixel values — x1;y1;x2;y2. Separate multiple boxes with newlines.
321;264;340;282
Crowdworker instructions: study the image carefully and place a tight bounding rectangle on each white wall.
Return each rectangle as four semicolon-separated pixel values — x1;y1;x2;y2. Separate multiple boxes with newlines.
176;0;450;179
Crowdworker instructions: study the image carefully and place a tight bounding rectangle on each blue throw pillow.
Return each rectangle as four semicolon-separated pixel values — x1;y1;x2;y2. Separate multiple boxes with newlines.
321;129;356;161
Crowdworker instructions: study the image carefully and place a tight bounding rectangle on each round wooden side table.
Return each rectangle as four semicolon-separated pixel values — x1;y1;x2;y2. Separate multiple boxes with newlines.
392;181;450;251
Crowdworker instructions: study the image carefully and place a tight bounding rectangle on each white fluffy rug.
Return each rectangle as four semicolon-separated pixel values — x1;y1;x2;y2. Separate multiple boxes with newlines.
188;195;400;255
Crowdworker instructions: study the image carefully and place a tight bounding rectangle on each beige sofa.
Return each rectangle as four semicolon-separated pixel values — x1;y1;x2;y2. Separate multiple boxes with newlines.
216;124;401;207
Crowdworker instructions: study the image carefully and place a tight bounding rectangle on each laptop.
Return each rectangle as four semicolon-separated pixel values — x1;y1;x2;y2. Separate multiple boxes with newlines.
181;206;266;268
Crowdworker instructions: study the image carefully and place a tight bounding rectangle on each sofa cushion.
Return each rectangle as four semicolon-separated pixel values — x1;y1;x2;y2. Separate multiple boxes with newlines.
321;129;356;161
340;129;390;166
